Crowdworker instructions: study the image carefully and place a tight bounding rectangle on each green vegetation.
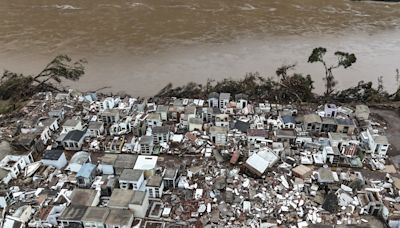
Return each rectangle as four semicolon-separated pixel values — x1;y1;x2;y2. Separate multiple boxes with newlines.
156;47;399;105
308;47;357;98
0;55;86;113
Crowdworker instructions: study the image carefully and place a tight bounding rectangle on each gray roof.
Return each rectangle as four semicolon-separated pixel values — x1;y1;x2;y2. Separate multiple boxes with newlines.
208;92;219;99
374;135;389;145
108;189;134;208
130;190;147;205
139;136;153;145
189;118;203;125
146;175;163;187
219;93;230;100
70;189;97;206
335;118;354;126
42;150;64;161
82;207;110;223
59;205;88;221
304;114;322;124
88;121;103;130
114;154;137;169
119;169;143;182
156;105;169;113
63;130;86;142
105;209;134;226
163;168;178;179
63;119;81;127
152;126;169;134
235;93;248;100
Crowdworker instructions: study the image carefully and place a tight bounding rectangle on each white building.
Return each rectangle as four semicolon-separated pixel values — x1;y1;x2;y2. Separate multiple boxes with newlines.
41;150;68;169
209;126;228;146
0;155;29;185
119;169;145;190
215;114;230;128
146;176;164;198
61;118;83;134
219;93;230;109
360;129;390;158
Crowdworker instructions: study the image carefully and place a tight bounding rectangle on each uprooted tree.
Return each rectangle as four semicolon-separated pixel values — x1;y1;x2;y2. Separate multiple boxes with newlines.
308;47;357;98
275;64;315;103
0;55;86;102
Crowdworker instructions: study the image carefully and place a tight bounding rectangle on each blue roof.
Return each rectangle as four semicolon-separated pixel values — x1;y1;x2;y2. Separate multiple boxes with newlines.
76;163;96;178
282;115;296;124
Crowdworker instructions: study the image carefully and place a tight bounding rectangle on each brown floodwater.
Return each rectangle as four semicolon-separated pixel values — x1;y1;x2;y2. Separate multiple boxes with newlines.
1;0;400;96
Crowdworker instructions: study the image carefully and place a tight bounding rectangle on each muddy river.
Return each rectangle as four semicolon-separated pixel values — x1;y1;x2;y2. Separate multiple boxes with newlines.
1;0;400;95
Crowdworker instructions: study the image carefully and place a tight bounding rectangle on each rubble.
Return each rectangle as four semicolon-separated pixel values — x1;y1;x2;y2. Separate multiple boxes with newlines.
0;91;398;227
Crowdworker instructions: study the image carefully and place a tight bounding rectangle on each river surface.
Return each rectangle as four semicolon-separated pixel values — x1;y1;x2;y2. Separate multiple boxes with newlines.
1;0;400;96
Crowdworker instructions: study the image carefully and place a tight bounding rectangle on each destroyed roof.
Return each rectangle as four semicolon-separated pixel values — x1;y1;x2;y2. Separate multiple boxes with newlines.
70;189;98;206
105;208;134;226
76;163;96;178
59;205;88;221
42;150;64;161
63;130;86;142
146;175;163;187
82;207;110;223
119;169;143;182
304;113;322;123
152;126;169;134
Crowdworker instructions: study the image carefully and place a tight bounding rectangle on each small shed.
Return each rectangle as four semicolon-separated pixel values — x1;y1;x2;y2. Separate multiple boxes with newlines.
41;150;67;169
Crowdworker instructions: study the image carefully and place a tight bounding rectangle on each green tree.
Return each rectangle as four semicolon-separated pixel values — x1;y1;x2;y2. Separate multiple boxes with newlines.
275;64;315;103
0;55;86;103
308;47;356;97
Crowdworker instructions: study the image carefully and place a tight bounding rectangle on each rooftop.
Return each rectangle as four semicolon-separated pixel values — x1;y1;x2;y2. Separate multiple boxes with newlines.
82;207;110;223
70;189;98;206
63;130;86;142
108;189;135;208
59;205;88;221
105;208;134;226
146;175;163;187
76;163;96;178
120;169;144;182
134;155;158;170
42;150;64;161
